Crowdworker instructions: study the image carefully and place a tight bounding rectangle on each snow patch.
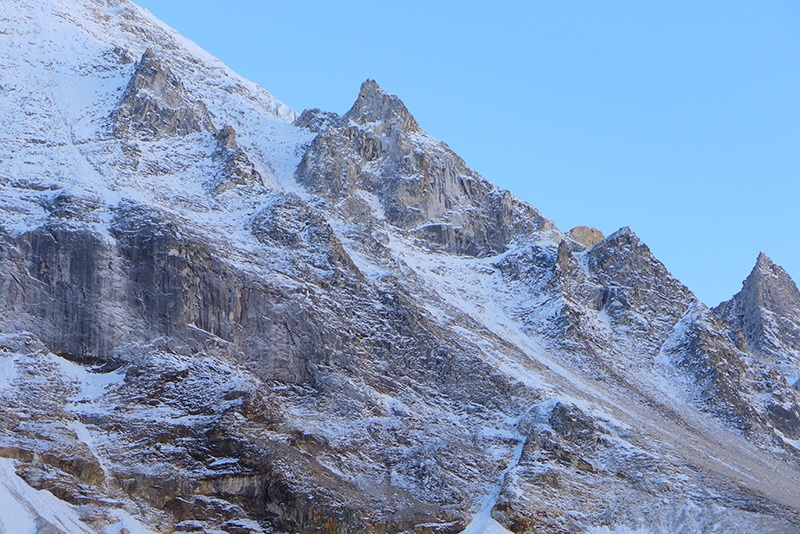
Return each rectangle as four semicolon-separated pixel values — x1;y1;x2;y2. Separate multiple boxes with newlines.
0;354;18;390
53;354;126;403
101;510;158;534
460;440;524;534
0;458;94;534
587;527;649;534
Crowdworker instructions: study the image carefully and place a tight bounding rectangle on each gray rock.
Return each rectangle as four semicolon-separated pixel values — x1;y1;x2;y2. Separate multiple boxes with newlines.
296;79;554;256
112;49;215;139
4;4;800;533
210;125;263;194
715;253;800;380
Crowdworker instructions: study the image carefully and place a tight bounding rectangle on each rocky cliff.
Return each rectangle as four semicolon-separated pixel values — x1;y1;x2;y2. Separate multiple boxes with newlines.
2;1;800;533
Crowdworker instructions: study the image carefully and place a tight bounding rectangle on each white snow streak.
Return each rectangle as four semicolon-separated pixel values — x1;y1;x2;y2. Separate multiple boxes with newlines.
0;458;94;534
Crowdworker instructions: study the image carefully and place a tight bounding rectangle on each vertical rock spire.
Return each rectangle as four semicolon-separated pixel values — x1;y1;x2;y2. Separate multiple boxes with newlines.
715;253;800;383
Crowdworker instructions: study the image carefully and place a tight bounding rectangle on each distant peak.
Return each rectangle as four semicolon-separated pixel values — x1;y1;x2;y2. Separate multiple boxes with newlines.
739;251;799;306
343;79;419;131
359;78;385;97
756;252;774;269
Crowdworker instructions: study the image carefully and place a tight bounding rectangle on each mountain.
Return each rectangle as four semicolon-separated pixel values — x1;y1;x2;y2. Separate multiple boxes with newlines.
2;1;800;533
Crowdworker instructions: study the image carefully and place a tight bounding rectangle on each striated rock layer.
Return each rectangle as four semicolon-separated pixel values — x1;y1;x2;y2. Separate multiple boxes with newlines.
1;1;800;533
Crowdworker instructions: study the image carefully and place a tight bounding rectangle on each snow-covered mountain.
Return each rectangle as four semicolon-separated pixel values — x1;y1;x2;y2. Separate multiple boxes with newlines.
2;1;800;533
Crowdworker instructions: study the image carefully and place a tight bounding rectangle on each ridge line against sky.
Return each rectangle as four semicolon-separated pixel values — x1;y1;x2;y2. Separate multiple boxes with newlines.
134;0;800;307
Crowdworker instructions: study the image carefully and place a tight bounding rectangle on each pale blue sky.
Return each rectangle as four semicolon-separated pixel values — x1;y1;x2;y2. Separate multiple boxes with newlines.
136;0;800;307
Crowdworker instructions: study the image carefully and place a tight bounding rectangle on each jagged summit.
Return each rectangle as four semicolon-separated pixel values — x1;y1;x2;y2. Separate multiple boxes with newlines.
756;251;774;269
715;253;800;386
748;252;800;312
718;252;800;324
343;79;420;132
296;79;554;256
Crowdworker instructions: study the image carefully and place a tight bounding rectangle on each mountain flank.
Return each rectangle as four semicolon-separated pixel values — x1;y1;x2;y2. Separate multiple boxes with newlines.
1;1;800;533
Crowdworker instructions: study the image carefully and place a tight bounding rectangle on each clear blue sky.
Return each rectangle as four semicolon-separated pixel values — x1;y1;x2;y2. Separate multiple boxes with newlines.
136;0;800;307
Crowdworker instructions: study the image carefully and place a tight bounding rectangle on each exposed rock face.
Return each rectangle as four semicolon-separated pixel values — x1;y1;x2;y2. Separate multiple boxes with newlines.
113;49;216;139
567;225;604;250
716;253;800;387
712;253;800;439
210;126;263;194
296;80;555;257
587;227;697;353
3;1;800;533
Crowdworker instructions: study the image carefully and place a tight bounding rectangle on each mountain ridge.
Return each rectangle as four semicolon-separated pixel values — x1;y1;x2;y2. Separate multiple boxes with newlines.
1;1;800;533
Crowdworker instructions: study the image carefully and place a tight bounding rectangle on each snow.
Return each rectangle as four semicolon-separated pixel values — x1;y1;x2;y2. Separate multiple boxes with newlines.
101;510;158;534
0;458;94;534
460;516;514;534
208;457;240;468
0;0;311;257
0;355;18;390
460;440;524;534
54;354;126;403
587;527;649;534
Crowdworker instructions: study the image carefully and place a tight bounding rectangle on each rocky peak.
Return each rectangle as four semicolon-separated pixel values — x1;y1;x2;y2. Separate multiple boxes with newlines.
715;254;800;383
587;226;696;354
748;253;800;313
756;251;773;269
295;80;553;256
716;253;800;328
113;48;215;139
567;226;605;250
342;79;419;132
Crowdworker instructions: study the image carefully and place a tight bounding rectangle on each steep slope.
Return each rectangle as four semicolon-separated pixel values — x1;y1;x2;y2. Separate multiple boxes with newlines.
296;80;555;257
2;1;800;533
714;254;800;441
716;253;800;388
